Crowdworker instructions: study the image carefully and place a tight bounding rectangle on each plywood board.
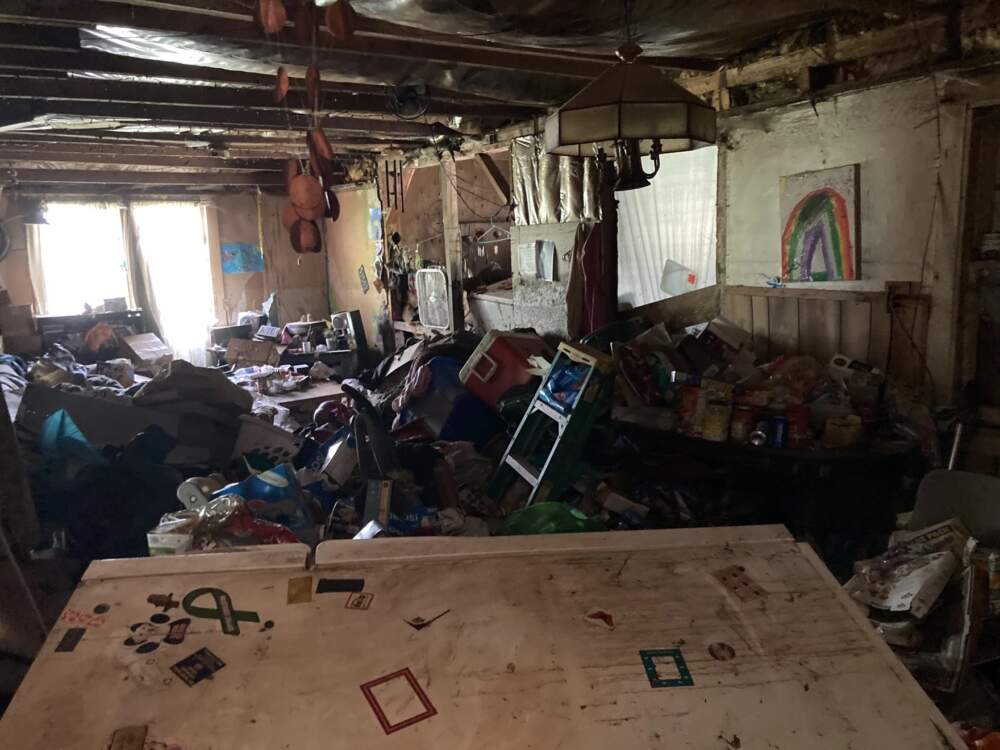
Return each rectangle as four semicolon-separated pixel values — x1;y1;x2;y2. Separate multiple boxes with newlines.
840;299;873;363
798;298;841;364
751;294;770;359
767;294;800;354
1;529;963;750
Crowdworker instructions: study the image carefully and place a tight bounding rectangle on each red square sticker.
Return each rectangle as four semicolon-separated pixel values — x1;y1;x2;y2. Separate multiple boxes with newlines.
360;668;437;734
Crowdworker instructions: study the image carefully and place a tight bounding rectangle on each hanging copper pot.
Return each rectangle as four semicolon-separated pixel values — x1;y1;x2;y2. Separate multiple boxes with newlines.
290;173;323;209
290;219;321;253
284;158;302;195
309;127;333;160
281;202;299;229
305;64;321;111
325;1;355;43
293;200;324;221
307;129;336;184
257;0;286;34
324;189;341;222
274;66;289;103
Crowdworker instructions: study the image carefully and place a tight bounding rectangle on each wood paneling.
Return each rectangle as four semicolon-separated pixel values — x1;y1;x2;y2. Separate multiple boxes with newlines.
720;286;930;385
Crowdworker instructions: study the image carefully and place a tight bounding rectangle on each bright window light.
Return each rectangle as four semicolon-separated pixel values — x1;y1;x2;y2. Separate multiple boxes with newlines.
36;202;130;315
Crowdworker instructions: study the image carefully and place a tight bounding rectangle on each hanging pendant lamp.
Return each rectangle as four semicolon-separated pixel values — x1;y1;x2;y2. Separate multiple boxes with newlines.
543;40;716;191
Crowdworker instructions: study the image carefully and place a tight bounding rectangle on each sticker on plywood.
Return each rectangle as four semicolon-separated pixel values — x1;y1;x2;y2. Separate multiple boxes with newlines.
360;668;437;734
640;649;694;688
779;164;859;282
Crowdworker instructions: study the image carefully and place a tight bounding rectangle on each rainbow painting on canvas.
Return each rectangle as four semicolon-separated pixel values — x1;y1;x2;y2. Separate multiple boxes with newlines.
779;165;858;282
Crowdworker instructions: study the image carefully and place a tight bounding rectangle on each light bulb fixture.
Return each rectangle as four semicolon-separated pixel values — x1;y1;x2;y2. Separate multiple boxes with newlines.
543;41;716;192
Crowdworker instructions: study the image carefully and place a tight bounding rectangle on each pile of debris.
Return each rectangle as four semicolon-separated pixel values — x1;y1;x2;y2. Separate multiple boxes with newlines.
846;516;1000;740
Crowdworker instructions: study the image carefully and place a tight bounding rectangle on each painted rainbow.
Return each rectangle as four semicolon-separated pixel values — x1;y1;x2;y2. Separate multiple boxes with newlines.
781;187;855;282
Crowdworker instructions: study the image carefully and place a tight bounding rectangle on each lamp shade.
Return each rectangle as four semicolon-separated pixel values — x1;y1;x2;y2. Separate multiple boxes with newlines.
544;57;716;157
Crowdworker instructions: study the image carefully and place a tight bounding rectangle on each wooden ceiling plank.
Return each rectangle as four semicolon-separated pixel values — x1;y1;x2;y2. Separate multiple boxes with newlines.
0;75;536;119
0;130;413;150
0;148;283;170
0;24;78;50
0;45;541;107
475;152;511;204
2;168;284;185
2;99;466;136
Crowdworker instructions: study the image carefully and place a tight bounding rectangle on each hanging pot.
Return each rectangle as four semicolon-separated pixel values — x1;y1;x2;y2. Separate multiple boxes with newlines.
290;174;323;210
307;130;336;184
274;67;289;103
290;219;321;253
325;1;355;43
257;0;286;34
281;203;299;229
293;200;325;221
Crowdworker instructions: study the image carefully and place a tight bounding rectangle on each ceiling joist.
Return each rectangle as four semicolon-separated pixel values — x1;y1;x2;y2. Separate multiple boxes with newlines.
0;75;536;120
0;99;467;137
1;168;284;186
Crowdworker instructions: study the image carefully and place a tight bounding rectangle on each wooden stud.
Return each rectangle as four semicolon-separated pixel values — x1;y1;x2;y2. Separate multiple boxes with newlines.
439;157;465;332
474;153;511;205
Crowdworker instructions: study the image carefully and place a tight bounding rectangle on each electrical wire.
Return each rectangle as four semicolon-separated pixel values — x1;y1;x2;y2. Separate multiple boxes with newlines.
439;161;511;222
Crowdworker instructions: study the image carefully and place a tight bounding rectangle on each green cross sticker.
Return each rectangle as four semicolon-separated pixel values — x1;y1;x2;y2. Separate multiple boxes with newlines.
182;588;260;635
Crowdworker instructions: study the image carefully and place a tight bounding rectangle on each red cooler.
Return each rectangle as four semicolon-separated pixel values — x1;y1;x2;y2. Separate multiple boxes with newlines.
460;331;552;410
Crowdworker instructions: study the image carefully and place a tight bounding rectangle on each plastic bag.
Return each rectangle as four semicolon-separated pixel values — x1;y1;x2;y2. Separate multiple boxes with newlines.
495;502;604;536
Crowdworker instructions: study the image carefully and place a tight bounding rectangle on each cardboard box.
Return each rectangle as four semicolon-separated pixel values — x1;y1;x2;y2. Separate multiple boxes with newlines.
0;333;42;356
0;304;35;335
225;338;280;368
122;333;173;371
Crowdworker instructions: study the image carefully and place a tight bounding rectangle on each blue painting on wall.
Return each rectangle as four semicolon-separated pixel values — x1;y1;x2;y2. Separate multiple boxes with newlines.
221;242;265;274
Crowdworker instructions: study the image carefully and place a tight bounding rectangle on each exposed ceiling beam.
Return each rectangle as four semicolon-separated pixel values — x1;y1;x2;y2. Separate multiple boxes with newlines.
0;1;717;80
475;153;511;205
0;100;468;137
0;148;282;171
0;44;542;107
0;75;537;119
2;168;283;186
0;24;78;50
0;130;411;149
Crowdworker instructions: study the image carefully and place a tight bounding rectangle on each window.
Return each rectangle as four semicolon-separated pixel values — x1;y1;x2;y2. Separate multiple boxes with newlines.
616;146;718;309
32;202;131;315
131;202;214;366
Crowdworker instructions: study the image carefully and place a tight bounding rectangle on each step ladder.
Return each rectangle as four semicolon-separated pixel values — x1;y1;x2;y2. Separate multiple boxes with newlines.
489;341;614;506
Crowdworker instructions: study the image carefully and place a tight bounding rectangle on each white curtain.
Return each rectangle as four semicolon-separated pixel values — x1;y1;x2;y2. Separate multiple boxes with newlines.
130;202;214;365
28;202;132;315
616;146;718;310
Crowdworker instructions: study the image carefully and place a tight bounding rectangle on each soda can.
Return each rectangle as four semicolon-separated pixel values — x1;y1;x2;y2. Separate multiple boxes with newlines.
769;415;788;449
730;406;754;443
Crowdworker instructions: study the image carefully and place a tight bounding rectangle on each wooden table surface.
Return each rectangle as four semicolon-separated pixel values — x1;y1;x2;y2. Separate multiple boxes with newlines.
1;527;963;749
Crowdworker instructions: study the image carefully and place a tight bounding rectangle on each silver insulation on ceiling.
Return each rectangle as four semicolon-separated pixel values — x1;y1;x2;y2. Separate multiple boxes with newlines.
346;0;896;58
511;137;599;226
80;27;580;106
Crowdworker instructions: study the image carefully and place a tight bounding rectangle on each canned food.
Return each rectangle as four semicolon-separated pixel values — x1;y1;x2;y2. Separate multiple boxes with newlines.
749;420;769;447
769;415;788;449
730;406;754;443
702;401;732;442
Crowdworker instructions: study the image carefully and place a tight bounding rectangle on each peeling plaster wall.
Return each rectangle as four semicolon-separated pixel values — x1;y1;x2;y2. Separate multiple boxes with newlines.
720;73;974;400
